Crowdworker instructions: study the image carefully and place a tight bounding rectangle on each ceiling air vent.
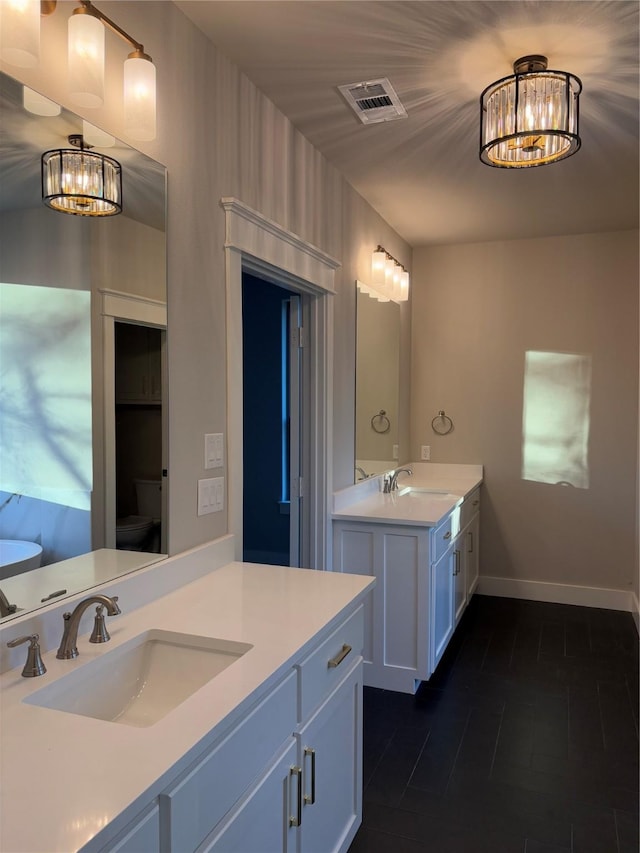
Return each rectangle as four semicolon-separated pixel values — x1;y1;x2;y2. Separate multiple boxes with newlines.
338;78;407;125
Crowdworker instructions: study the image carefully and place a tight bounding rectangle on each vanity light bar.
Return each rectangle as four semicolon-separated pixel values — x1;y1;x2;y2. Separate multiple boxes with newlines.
1;0;156;141
364;246;410;303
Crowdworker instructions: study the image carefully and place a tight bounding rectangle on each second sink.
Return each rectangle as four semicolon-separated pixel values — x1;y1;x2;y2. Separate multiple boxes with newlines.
26;629;253;727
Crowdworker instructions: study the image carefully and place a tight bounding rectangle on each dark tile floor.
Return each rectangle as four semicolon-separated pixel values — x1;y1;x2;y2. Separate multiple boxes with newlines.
349;595;639;853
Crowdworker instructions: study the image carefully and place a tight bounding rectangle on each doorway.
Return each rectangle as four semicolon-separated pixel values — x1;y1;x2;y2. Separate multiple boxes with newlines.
242;273;307;566
113;321;164;554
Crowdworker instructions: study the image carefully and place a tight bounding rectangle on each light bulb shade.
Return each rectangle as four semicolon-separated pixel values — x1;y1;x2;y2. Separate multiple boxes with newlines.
399;270;409;302
68;10;105;108
480;63;582;168
82;120;115;148
371;250;386;287
23;85;60;116
124;53;156;141
0;0;40;67
42;147;122;216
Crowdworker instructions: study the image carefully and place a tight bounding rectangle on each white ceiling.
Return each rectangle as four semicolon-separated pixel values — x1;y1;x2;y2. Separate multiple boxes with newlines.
176;0;639;247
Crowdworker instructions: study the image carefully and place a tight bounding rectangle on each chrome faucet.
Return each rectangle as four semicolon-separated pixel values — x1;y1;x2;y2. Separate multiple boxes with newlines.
0;587;17;618
384;467;413;493
56;594;121;660
355;466;369;481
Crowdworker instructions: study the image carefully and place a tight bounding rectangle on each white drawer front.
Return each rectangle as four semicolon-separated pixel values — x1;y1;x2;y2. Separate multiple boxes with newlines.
297;605;364;722
461;487;481;529
432;513;454;562
161;669;297;852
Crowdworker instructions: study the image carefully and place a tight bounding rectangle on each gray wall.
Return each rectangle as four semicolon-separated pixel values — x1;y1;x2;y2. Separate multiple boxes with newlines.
411;230;639;595
3;0;411;559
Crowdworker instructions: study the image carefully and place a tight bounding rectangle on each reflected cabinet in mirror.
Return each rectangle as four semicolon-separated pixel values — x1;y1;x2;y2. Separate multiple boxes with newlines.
355;284;402;481
0;71;168;621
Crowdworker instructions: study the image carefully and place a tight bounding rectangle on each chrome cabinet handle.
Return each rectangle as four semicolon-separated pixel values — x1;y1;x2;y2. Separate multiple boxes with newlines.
443;530;451;540
304;747;316;805
453;549;460;576
289;766;302;826
472;499;479;506
328;643;351;668
468;530;473;553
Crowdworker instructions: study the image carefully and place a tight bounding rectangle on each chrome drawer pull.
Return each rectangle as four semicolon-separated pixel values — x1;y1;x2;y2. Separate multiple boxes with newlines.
472;499;479;506
304;747;316;805
454;549;460;576
468;531;473;553
328;643;352;669
289;766;302;826
443;531;451;540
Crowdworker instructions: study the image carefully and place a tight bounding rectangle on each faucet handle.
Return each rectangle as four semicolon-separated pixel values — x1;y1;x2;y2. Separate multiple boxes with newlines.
6;633;47;677
90;601;114;644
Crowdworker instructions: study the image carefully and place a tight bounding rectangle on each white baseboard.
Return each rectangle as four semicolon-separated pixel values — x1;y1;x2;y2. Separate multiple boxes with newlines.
477;575;634;612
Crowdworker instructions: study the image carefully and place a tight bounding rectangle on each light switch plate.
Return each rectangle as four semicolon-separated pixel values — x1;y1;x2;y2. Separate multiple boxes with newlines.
421;445;431;461
204;433;224;469
197;477;224;515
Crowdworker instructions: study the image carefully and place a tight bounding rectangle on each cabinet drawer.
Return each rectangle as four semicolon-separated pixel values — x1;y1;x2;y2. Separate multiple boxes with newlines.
297;605;364;721
160;669;297;852
432;513;454;563
461;487;481;529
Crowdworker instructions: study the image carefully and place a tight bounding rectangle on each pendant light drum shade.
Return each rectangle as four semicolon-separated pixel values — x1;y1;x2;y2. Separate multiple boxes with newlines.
480;55;582;168
42;142;122;216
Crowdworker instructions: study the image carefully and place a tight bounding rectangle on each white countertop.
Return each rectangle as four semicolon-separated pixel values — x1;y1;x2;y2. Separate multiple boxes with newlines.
0;549;167;623
332;462;483;527
0;560;374;853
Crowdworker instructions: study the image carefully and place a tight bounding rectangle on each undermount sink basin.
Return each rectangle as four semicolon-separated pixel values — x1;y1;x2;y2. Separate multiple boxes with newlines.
26;629;253;727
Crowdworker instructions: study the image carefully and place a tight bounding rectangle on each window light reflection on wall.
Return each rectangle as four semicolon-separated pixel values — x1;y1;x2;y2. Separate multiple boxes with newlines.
521;351;591;489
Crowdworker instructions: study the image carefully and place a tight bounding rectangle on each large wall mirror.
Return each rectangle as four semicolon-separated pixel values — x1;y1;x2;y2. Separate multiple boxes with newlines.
355;284;403;481
0;71;167;621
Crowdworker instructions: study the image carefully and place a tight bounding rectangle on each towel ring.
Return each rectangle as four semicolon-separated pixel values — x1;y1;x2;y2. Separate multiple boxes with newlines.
371;410;391;434
431;410;454;435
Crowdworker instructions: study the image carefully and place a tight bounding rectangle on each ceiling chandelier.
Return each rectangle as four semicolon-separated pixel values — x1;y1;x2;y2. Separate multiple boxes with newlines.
480;55;582;168
42;134;122;216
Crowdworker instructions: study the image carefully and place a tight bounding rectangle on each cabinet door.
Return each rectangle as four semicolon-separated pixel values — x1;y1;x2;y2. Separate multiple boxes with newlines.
465;514;480;598
431;547;454;672
453;544;466;625
297;661;363;853
198;739;297;853
115;322;150;402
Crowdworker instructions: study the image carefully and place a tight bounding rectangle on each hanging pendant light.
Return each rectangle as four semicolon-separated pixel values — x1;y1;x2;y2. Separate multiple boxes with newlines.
42;134;122;216
480;55;582;168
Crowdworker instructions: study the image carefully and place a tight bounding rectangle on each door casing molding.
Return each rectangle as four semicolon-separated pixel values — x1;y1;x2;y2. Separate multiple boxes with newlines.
221;197;339;569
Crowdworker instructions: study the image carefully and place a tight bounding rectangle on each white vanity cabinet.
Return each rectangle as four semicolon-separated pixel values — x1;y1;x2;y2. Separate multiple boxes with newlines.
90;605;364;853
333;486;481;694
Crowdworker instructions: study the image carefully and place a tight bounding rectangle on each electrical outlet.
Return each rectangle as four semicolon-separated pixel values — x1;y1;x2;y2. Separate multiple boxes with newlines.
392;444;399;460
420;445;431;461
